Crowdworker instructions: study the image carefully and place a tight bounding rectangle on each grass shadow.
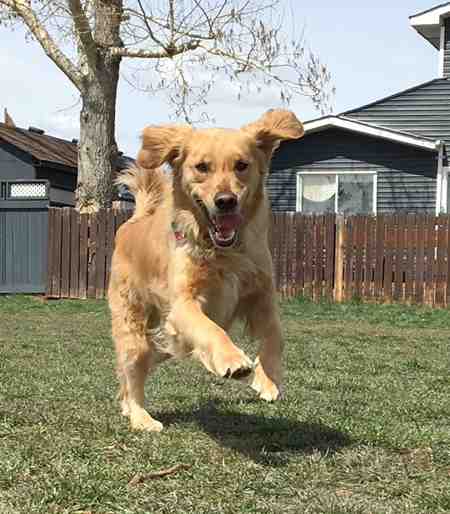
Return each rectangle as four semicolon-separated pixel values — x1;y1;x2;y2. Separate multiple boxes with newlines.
155;399;352;466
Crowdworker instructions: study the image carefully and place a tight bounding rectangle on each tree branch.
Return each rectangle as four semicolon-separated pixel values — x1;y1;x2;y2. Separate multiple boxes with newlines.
135;0;167;50
0;0;83;90
68;0;97;68
109;40;201;59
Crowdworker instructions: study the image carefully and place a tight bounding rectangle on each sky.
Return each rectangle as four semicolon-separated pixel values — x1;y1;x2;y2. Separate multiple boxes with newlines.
0;1;441;157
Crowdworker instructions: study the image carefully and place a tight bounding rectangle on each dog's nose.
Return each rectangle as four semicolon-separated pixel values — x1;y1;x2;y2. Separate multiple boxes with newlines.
214;193;238;212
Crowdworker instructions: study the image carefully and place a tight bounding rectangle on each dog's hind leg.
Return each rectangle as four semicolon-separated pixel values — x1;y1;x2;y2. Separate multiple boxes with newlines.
111;290;166;432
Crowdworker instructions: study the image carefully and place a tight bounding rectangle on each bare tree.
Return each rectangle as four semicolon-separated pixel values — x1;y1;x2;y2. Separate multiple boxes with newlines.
0;0;333;211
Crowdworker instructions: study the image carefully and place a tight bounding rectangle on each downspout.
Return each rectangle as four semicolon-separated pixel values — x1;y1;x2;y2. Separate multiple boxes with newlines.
436;140;445;215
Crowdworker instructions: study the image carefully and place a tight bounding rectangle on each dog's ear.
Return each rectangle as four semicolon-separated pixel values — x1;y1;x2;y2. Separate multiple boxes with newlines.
137;125;193;169
243;109;304;158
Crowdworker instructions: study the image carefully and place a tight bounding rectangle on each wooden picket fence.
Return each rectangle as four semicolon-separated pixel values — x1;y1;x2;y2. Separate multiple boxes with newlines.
47;207;450;307
46;207;132;300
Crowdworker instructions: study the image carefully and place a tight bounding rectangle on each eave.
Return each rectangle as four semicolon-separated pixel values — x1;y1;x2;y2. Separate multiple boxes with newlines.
410;2;450;49
303;116;441;152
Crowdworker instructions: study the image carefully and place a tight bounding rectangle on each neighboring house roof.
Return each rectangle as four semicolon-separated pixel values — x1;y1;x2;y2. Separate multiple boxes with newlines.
342;78;445;115
0;122;133;176
0;122;77;170
411;1;450;18
342;78;450;146
303;115;441;152
410;2;450;49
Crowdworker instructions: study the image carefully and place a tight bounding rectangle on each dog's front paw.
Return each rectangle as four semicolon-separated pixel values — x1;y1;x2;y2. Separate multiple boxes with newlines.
250;358;283;401
198;343;253;380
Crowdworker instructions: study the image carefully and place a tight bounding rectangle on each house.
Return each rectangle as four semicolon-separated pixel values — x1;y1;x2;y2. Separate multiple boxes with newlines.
269;3;450;216
0;112;132;294
0;112;133;209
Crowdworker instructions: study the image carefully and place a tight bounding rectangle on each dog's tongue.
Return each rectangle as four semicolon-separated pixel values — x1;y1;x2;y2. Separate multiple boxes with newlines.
215;214;242;232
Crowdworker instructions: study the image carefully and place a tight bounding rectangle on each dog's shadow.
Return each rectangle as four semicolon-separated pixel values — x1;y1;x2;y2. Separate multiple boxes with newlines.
154;399;352;466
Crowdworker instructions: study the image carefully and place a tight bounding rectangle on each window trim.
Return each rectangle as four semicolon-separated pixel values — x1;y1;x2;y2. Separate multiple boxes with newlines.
296;171;377;215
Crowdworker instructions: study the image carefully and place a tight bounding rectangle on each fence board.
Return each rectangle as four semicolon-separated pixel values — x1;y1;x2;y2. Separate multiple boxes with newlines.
295;213;305;297
95;210;107;299
383;215;394;302
78;214;89;299
393;213;406;302
374;215;385;300
324;214;335;299
404;214;416;303
272;213;280;291
69;208;80;298
105;211;116;296
435;216;448;307
353;216;364;299
424;215;436;306
87;213;98;298
303;216;313;299
363;216;374;299
415;215;425;305
286;213;296;298
334;216;344;302
313;216;323;300
344;217;353;301
60;208;71;298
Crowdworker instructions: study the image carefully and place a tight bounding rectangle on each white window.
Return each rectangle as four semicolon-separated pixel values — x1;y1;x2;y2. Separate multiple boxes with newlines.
297;172;377;215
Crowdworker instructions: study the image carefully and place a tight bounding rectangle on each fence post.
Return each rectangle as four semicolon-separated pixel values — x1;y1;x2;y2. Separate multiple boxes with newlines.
334;215;345;302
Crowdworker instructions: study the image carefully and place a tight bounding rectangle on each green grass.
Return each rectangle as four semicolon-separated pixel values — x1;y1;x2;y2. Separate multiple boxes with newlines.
0;295;449;514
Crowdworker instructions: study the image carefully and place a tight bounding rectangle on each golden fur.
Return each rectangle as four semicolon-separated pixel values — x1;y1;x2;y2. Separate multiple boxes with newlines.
108;110;304;431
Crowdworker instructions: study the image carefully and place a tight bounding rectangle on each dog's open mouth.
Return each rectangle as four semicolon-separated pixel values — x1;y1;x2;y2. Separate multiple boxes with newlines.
208;213;242;248
194;198;242;248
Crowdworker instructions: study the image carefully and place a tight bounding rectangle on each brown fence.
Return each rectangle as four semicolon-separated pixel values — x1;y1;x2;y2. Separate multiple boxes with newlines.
47;207;132;299
47;208;450;307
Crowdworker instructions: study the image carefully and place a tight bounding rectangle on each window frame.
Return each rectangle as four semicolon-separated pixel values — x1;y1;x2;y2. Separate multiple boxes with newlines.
296;171;377;215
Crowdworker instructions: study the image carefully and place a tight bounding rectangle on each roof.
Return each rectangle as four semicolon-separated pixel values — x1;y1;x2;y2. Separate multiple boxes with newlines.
0;123;77;170
302;115;441;152
0;123;133;173
410;2;450;21
342;78;445;115
409;2;450;49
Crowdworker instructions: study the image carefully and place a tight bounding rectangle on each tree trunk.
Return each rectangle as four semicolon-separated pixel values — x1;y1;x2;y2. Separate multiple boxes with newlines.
76;0;123;212
77;71;119;212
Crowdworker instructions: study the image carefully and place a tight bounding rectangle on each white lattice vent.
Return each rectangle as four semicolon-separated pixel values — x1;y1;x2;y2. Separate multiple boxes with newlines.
9;183;47;198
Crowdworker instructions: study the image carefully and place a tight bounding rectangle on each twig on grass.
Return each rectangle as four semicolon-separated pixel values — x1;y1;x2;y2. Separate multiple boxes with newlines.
128;463;191;485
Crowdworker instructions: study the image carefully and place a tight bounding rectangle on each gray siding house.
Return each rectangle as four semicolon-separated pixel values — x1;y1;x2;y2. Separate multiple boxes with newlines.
269;3;450;215
0;115;133;208
0;115;132;293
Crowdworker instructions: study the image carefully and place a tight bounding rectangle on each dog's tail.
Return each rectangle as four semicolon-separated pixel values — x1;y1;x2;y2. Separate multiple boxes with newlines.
115;166;170;218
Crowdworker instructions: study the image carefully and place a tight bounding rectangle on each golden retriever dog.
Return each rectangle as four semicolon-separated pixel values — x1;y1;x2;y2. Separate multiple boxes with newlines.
108;109;304;431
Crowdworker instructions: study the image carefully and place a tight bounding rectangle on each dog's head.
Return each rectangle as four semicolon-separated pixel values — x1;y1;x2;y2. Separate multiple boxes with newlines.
137;109;304;249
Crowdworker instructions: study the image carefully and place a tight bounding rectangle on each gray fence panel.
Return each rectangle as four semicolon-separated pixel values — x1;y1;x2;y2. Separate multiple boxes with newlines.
0;209;48;293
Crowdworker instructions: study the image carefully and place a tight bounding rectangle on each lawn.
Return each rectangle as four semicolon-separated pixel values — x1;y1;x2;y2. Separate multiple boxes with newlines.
0;296;449;514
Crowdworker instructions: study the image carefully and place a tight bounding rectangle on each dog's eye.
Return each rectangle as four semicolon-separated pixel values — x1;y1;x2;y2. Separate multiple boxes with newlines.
235;160;249;173
195;162;209;173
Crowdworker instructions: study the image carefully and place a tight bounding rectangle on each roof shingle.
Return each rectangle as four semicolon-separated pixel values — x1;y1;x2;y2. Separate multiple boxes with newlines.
0;123;77;170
